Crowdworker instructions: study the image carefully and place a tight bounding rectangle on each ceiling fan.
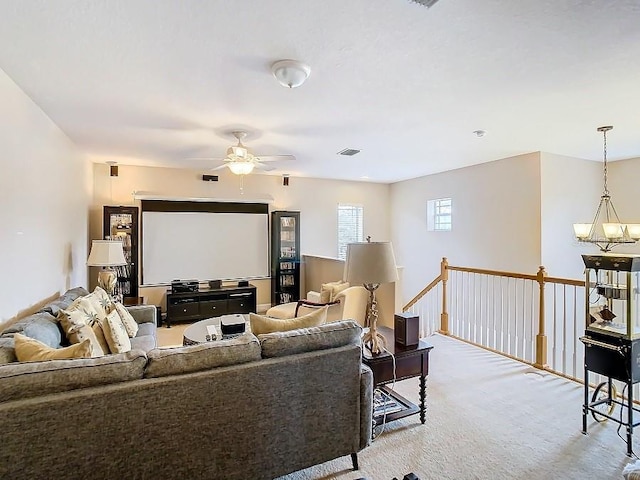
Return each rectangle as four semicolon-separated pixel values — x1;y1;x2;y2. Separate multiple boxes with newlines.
192;131;295;175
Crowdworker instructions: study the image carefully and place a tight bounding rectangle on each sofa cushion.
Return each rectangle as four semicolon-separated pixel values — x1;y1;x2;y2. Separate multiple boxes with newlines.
144;334;261;378
14;333;92;362
0;337;16;364
259;320;363;358
114;302;139;337
249;307;328;336
0;349;147;403
130;334;156;353
0;312;63;348
38;286;89;316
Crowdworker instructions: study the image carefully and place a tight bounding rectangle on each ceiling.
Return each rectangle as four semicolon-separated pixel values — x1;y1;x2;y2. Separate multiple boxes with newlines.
1;0;639;183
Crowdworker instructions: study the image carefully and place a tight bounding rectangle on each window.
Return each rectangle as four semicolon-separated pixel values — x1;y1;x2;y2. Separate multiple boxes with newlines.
427;198;452;231
337;204;364;260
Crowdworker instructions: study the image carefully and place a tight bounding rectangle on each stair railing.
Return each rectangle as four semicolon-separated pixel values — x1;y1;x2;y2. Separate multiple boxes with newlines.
403;257;585;379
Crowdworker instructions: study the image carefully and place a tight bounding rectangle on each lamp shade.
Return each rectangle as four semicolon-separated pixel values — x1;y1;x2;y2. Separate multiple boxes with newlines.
344;241;398;285
87;240;126;267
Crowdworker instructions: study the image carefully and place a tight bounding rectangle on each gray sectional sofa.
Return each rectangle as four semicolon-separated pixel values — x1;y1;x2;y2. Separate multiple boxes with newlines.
0;287;158;362
0;289;373;480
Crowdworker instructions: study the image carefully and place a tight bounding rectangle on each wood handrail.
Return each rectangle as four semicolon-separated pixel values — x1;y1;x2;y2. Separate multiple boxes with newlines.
403;262;584;312
447;265;538;281
544;276;584;287
403;274;442;311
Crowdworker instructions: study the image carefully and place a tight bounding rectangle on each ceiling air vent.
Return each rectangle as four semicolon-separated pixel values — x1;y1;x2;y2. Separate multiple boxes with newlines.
410;0;440;7
337;148;361;156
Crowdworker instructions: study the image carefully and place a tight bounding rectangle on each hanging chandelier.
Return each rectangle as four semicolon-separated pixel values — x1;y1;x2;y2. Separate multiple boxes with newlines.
573;126;640;252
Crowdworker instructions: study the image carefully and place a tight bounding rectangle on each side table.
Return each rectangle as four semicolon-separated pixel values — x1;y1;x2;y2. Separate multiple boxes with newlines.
362;326;434;426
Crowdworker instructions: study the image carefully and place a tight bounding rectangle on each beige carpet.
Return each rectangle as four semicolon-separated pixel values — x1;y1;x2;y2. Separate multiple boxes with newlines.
156;323;189;347
277;333;637;480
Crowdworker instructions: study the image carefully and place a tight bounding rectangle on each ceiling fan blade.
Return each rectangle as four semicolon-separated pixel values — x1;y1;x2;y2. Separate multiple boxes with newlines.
255;154;295;162
210;164;229;171
254;162;276;172
185;157;225;161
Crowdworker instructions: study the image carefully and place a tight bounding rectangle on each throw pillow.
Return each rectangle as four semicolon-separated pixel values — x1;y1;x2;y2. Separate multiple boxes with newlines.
113;303;139;338
92;322;111;354
89;286;115;320
101;310;132;354
14;333;92;362
249;306;328;336
321;281;350;302
58;296;101;340
68;324;105;357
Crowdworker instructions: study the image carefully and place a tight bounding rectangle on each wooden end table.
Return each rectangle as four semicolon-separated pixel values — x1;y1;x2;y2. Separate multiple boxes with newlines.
362;326;434;426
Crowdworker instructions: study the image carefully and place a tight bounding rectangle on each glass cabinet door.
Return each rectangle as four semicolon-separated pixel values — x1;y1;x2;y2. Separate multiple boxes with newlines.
271;211;300;305
103;206;139;298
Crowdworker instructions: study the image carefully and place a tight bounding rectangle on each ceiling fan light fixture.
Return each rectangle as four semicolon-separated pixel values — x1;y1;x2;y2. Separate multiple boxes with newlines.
228;161;255;176
271;59;311;88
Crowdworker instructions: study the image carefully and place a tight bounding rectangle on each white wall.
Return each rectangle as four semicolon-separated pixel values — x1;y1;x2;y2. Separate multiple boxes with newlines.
91;163;390;309
0;68;90;324
539;152;603;279
389;153;542;304
605;156;640;256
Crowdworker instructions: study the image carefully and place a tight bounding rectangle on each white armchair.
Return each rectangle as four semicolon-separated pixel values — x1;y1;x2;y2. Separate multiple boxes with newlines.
266;285;369;326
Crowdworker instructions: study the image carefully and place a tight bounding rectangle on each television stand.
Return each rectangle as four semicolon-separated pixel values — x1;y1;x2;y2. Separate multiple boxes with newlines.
165;284;256;328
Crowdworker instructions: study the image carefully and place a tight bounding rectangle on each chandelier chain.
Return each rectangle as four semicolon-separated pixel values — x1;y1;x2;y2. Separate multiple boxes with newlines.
603;128;609;196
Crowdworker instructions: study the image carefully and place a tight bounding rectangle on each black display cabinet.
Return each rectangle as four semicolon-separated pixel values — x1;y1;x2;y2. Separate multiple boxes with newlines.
103;206;139;299
580;254;640;456
271;211;301;305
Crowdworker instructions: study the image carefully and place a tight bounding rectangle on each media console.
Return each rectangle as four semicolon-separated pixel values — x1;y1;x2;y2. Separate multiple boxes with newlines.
165;284;257;328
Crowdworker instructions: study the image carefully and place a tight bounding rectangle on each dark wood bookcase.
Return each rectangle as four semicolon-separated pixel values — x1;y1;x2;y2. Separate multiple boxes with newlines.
103;205;139;299
271;211;301;305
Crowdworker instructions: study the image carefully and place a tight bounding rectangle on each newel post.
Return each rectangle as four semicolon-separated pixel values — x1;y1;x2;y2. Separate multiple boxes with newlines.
534;266;548;370
439;257;449;335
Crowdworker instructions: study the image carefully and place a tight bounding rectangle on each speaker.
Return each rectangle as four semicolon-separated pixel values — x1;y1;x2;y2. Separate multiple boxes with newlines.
238;280;249;287
202;174;219;182
394;312;419;347
283;175;290;186
208;279;222;289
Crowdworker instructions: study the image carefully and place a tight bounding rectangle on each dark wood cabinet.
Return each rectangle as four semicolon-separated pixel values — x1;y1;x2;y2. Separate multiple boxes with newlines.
165;285;257;327
103;206;139;299
271;211;301;305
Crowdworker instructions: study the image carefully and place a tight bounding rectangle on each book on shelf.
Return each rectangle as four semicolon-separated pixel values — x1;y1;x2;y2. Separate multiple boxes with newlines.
280;230;295;242
279;292;293;303
280;217;295;228
280;275;295;287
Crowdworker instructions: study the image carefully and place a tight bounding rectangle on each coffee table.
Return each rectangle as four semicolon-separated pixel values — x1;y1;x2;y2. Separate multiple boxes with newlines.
182;314;249;346
362;326;434;426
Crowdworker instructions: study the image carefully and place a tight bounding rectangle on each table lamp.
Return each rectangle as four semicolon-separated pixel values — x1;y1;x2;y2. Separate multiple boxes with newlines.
87;240;127;296
344;239;398;354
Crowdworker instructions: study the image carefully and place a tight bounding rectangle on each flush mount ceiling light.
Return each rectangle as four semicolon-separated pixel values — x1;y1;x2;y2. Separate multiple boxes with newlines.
271;59;311;88
573;125;640;252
